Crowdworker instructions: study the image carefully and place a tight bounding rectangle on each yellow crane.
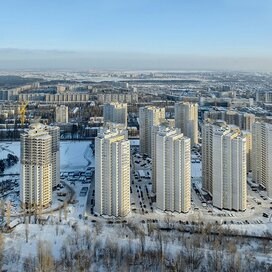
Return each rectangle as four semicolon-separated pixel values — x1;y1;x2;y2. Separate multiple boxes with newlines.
20;101;29;128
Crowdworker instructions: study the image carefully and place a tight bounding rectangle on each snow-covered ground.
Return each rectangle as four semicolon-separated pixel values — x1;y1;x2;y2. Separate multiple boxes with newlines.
0;141;94;175
60;141;94;171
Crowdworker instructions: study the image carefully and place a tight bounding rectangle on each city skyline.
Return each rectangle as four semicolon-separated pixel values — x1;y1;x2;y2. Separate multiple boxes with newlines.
0;1;272;71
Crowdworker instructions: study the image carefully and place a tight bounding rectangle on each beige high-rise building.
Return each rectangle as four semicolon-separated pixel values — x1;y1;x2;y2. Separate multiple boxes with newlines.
95;127;130;217
20;123;53;209
156;126;191;213
175;102;198;146
242;113;255;131
252;122;272;197
103;102;128;127
55;105;69;123
212;128;247;211
139;106;165;157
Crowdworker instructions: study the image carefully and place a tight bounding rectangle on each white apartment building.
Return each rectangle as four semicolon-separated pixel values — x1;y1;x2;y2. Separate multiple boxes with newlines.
55;105;69;123
103;102;128;127
151;119;175;193
202;120;228;195
156;127;191;213
252;122;272;197
175;102;198;146
95;127;130;217
139;106;165;157
212;128;247;211
20;123;53;209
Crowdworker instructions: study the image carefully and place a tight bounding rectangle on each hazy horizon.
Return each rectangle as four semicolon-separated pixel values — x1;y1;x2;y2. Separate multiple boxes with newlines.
0;0;272;72
0;48;271;72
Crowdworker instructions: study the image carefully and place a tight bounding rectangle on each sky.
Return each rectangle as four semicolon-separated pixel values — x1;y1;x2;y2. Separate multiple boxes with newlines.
0;0;271;71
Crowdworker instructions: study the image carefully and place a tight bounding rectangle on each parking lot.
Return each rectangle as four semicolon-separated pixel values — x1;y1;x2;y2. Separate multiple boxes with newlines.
129;147;272;226
130;148;154;216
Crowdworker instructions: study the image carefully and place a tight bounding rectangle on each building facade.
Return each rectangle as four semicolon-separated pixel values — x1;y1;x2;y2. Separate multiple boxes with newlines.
202;120;228;195
156;127;191;213
20;123;53;209
95;128;130;217
103;102;128;127
212;128;247;211
55;105;69;123
252;122;272;197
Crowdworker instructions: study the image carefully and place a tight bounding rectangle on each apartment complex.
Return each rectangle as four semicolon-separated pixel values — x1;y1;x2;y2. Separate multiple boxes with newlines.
212;127;247;211
103;102;128;127
139;106;165;157
55;105;69;123
98;93;138;104
156;126;191;213
252;122;272;197
256;90;272;103
204;110;255;131
94;127;130;217
175;102;198;146
20;123;53;209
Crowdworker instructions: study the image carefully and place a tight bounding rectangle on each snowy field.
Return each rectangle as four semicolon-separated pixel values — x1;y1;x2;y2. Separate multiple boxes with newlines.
60;141;94;171
0;141;94;174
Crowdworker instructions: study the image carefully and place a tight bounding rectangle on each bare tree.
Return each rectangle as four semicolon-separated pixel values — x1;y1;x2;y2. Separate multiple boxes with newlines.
58;208;62;223
25;216;29;243
63;201;68;221
37;240;55;272
23;256;36;272
0;200;4;221
5;200;11;226
0;232;4;271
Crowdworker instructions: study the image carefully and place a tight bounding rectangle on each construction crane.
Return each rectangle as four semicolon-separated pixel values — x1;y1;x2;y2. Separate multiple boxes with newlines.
20;101;29;128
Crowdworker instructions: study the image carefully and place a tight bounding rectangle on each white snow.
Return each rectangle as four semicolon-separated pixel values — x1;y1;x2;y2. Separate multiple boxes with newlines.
0;141;94;175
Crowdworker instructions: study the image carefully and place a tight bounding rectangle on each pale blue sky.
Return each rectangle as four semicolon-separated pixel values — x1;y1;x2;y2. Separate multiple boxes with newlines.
0;0;271;70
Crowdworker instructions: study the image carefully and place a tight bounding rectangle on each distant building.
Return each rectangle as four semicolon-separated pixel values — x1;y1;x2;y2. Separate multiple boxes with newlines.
156;126;191;213
175;102;198;146
97;93;138;104
45;93;91;103
139;106;165;157
204;110;255;131
252;122;272;197
95;127;130;217
103;102;127;127
256;90;272;103
55;105;69;123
